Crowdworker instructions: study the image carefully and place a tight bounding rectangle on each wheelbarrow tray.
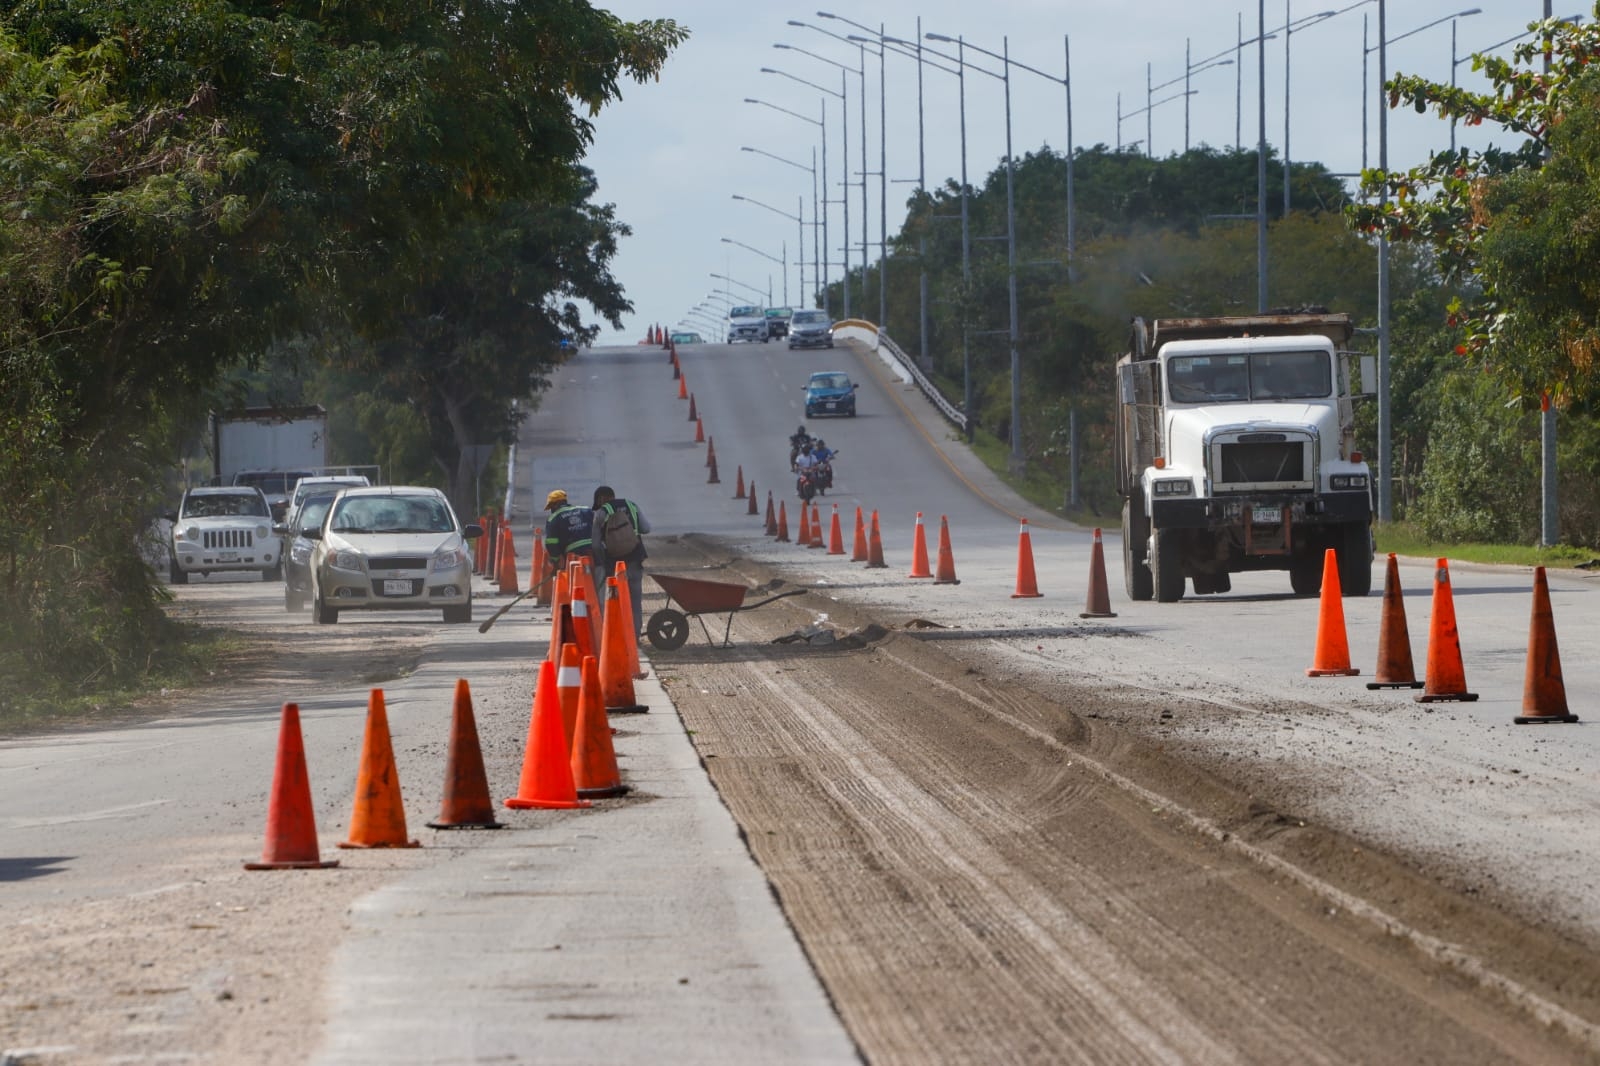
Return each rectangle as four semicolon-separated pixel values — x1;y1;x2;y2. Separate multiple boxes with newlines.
646;573;807;649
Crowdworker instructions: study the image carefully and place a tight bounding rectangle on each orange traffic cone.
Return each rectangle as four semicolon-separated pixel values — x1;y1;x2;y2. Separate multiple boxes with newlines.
672;354;680;380
808;503;825;549
1367;554;1423;689
570;586;596;660
734;465;746;499
705;436;717;469
504;660;591;810
677;374;688;400
933;515;960;584
687;392;698;422
694;417;705;443
531;527;550;606
244;703;339;870
573;656;630;799
547;572;572;663
908;512;932;578
866;510;887;568
556;643;583;753
340;688;420;849
765;491;778;535
851;506;868;562
776;500;791;542
600;578;648;715
707;450;721;485
827;505;846;554
1306;548;1359;676
796;500;811;545
748;479;760;516
497;526;520;595
612;562;645;681
1081;528;1116;618
1012;518;1043;598
427;679;503;830
1516;566;1579;724
1416;558;1478;703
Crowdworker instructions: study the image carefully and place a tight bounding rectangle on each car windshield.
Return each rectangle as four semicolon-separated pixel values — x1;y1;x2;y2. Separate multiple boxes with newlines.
810;373;850;389
184;493;268;518
296;495;338;532
330;495;455;534
766;308;792;318
730;306;761;318
793;311;827;325
1166;350;1331;404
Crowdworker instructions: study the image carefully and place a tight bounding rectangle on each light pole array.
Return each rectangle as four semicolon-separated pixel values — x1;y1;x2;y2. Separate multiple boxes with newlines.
718;239;783;305
741;146;824;311
824;11;894;332
729;198;798;304
769;48;854;315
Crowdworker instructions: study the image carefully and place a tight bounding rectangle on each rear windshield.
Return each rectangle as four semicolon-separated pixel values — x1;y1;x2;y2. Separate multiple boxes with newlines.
330;495;455;534
793;311;827;325
184;493;269;518
234;471;314;496
810;373;850;389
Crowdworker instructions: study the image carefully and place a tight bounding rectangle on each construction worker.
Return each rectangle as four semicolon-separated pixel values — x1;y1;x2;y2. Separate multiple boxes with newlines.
542;489;593;576
591;485;651;636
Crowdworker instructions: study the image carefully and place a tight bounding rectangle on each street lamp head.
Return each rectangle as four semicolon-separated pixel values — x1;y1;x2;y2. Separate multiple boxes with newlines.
773;43;791;50
731;194;746;201
817;10;837;19
759;67;778;73
925;32;955;43
786;20;806;28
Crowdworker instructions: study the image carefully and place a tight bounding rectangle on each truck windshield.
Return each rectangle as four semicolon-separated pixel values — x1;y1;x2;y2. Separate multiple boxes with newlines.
1167;351;1330;403
730;306;761;318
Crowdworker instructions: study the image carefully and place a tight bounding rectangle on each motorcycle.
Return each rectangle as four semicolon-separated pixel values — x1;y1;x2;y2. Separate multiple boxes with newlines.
795;466;822;502
812;453;837;493
789;435;813;472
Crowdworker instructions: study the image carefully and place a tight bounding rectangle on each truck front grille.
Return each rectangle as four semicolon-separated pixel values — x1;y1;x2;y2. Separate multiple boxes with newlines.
202;529;254;550
1219;442;1302;483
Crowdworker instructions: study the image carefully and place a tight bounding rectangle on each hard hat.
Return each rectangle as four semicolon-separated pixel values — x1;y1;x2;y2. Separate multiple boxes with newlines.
546;489;567;508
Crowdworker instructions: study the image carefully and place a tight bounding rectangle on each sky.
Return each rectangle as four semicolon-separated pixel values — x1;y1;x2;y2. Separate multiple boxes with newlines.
580;1;1574;342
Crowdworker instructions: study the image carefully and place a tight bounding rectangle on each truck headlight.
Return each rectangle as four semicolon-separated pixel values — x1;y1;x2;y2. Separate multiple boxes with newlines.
1331;474;1369;490
1153;479;1194;496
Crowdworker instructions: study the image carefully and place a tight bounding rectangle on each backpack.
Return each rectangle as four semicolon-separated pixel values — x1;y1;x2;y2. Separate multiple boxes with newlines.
600;502;640;558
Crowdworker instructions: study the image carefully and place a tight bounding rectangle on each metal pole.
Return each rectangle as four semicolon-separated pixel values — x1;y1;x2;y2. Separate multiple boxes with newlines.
821;111;832;317
918;16;930;370
782;240;788;305
813;147;824;313
1185;38;1192;151
841;71;851;318
1377;0;1392;520
1005;37;1022;474
859;46;868;324
1284;0;1293;215
1237;13;1244;150
959;39;972;442
1362;15;1369;173
797;197;806;306
1146;61;1153;158
1258;0;1269;312
1542;0;1558;545
1065;35;1076;279
879;28;888;331
1449;18;1458;153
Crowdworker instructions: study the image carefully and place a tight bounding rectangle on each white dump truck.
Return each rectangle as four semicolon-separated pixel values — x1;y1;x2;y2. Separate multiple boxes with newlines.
1114;312;1374;602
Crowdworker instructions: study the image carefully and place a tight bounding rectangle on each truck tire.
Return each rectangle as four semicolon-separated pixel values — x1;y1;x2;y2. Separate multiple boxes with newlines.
1122;501;1153;601
1289;558;1322;596
262;564;283;583
1152;528;1185;603
1338;523;1374;597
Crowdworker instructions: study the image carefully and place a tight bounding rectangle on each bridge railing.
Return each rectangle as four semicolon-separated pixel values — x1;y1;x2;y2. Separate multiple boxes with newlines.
830;320;968;436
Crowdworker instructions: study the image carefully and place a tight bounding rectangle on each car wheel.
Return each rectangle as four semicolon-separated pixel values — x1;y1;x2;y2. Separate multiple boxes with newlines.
443;601;472;624
313;584;338;624
826;340;834;348
284;584;306;611
169;558;188;586
262;564;283;582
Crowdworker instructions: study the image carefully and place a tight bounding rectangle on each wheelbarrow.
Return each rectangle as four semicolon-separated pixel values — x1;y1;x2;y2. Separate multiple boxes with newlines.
646;573;808;650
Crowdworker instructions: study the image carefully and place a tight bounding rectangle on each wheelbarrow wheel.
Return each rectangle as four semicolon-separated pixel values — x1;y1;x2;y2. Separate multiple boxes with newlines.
646;608;690;651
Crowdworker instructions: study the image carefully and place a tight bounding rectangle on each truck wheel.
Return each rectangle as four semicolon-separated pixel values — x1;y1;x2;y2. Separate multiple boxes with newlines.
1122;501;1153;601
1289;559;1322;596
169;558;189;586
262;564;283;583
1337;523;1374;597
1152;528;1185;603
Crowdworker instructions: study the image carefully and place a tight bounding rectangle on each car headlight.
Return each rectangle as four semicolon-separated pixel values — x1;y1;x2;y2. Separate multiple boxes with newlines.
331;550;364;572
290;542;312;564
432;549;464;572
181;526;200;542
1331;474;1368;490
1153;479;1194;496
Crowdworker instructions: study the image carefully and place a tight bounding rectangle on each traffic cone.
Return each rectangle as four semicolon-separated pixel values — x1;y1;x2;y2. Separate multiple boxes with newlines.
1306;548;1359;677
497;526;520;595
1366;554;1423;689
573;656;629;798
555;642;583;754
851;506;868;561
570;585;596;661
612;562;645;681
808;503;825;548
796;500;811;544
678;374;688;400
705;436;717;469
694;417;705;443
547;574;571;663
340;688;420;849
672;355;680;381
707;450;721;485
734;466;746;499
765;491;777;535
1011;518;1043;598
1081;528;1116;618
244;703;339;870
530;526;547;600
472;517;486;575
748;479;760;515
828;505;846;554
533;528;552;607
600;578;648;714
687;392;698;422
505;661;591;811
1416;558;1478;703
776;500;790;542
427;679;503;830
908;512;932;578
1515;566;1579;724
933;515;960;584
866;510;887;568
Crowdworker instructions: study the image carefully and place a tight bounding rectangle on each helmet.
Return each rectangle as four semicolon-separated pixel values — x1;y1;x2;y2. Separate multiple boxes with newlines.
545;489;567;508
814;439;825;448
802;442;813;452
796;425;806;435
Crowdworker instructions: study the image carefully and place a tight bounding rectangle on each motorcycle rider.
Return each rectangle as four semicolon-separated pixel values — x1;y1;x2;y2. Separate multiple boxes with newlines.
810;438;835;491
788;424;812;471
794;441;820;499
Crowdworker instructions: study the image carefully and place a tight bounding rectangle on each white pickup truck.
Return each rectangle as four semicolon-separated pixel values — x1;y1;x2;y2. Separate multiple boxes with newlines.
727;305;770;344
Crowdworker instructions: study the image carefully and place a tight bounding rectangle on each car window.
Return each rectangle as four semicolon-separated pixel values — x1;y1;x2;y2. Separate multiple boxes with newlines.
730;306;761;318
296;495;338;532
793;311;827;325
184;493;269;518
331;496;455;534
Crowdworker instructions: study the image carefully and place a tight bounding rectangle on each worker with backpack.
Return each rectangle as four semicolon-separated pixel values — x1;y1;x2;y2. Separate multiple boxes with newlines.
592;485;652;637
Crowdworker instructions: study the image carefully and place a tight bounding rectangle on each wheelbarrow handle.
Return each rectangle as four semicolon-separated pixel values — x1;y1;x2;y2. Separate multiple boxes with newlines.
739;587;810;611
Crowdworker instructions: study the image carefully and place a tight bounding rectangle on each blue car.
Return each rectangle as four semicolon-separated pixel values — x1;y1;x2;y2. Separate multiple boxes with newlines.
804;371;858;418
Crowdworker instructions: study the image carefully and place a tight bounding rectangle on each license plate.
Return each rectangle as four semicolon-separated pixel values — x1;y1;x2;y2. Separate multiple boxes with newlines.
1252;506;1282;524
383;579;413;596
218;552;239;561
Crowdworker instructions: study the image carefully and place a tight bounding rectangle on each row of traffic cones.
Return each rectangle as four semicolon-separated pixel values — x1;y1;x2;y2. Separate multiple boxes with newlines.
1305;551;1577;723
246;656;638;869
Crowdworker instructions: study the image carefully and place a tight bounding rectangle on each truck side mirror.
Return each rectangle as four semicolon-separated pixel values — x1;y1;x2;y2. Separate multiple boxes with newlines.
163;511;178;523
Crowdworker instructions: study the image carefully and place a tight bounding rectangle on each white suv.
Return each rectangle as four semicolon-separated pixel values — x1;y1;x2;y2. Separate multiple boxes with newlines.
167;486;280;584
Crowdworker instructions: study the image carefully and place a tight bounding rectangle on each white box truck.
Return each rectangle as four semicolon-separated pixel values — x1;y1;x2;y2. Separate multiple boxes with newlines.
211;406;330;518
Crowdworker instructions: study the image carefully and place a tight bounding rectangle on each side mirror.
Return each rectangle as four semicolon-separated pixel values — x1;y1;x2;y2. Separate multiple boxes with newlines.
163;511;178;523
851;383;859;390
272;523;290;536
463;523;484;539
301;527;323;541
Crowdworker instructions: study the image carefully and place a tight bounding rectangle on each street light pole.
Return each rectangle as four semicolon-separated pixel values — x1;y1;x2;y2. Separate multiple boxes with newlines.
774;39;857;316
